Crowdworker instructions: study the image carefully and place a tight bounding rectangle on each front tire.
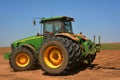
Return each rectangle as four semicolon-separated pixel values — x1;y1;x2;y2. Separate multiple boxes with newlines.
9;47;35;71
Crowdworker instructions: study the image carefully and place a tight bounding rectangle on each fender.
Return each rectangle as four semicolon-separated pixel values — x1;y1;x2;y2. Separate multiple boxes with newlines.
75;34;88;40
21;44;37;58
55;33;79;41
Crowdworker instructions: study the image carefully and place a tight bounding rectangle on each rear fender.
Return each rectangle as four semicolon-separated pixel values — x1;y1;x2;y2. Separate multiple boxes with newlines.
55;33;79;41
75;34;88;40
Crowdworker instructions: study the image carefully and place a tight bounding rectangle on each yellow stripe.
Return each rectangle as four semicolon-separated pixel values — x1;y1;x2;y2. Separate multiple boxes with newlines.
15;36;43;43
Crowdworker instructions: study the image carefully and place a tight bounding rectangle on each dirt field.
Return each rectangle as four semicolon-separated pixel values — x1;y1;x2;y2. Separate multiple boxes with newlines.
0;47;120;80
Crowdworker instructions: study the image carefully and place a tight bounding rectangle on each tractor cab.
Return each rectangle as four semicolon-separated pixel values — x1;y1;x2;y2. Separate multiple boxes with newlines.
40;16;74;36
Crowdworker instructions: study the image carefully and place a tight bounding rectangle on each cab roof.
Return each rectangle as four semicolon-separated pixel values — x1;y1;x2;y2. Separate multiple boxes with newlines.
40;16;74;23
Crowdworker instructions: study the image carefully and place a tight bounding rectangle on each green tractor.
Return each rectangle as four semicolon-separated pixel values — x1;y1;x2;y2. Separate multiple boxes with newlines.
4;16;101;75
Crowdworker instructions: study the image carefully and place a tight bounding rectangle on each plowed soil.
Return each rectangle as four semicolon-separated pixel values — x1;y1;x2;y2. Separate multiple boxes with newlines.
0;47;120;80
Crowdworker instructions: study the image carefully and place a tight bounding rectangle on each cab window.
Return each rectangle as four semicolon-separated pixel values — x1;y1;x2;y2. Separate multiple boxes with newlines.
54;21;61;33
64;21;72;32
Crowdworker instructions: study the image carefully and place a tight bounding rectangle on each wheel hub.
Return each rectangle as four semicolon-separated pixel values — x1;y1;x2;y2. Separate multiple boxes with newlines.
16;53;30;67
44;46;63;68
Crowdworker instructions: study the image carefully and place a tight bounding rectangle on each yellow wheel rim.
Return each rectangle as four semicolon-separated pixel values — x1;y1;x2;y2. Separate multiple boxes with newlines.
16;53;30;67
44;46;63;68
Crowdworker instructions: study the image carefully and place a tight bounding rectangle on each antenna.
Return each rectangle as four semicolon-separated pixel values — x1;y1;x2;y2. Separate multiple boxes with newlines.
50;0;54;17
93;35;95;44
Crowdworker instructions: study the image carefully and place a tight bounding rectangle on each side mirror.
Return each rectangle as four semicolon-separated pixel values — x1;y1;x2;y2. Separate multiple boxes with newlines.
33;20;36;26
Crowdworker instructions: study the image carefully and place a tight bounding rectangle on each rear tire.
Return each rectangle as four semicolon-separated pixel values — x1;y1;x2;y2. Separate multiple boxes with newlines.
9;47;35;71
38;36;82;75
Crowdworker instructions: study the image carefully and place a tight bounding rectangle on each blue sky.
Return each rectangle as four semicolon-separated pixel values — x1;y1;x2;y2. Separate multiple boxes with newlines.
0;0;120;47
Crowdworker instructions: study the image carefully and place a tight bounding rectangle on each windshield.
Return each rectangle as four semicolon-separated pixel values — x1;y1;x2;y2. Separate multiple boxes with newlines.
44;21;62;34
44;22;53;32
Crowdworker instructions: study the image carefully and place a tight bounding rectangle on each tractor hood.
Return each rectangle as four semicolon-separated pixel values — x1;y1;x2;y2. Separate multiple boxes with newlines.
14;36;40;43
11;35;43;50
